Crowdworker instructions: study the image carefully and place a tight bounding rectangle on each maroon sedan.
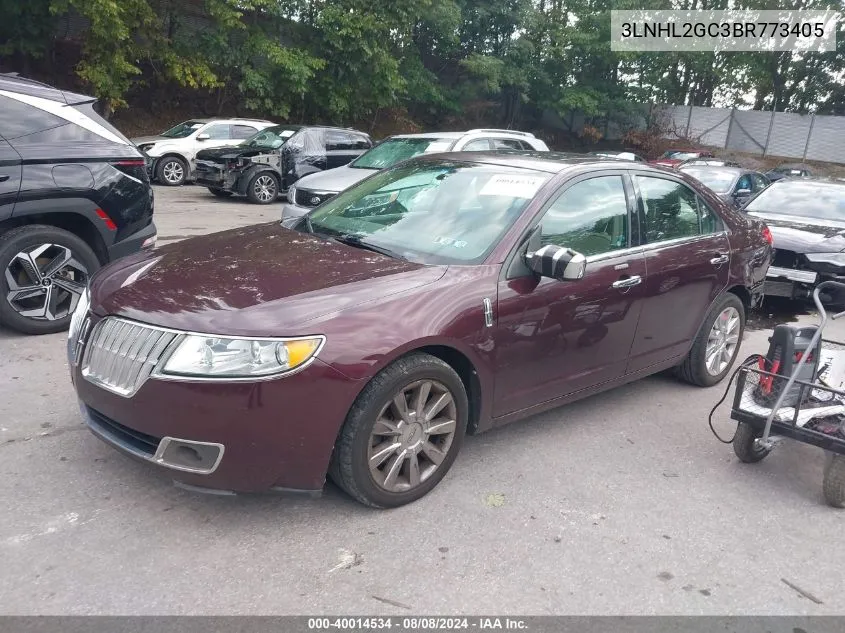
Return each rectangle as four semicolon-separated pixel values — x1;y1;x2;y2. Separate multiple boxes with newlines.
67;153;772;507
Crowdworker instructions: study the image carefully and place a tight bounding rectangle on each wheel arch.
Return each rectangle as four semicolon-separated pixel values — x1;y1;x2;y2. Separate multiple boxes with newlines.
726;284;751;316
0;209;109;265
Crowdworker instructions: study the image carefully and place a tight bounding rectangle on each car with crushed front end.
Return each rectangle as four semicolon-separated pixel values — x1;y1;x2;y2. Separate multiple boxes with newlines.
195;125;372;204
67;152;772;507
746;179;845;305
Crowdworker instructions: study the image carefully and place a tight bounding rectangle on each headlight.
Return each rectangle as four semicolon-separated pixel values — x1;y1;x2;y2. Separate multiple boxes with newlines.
68;287;90;343
805;253;845;267
287;185;297;204
158;334;324;379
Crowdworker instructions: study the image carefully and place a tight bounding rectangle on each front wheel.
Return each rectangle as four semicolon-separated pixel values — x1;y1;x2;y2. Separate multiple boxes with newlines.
677;293;745;387
246;172;280;204
329;353;468;508
155;156;188;186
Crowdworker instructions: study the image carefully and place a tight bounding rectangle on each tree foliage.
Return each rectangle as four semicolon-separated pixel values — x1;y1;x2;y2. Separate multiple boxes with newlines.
1;0;842;124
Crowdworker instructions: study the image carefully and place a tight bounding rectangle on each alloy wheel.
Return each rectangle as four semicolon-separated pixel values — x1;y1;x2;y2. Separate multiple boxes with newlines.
367;379;458;493
705;306;741;376
161;160;185;184
4;243;88;321
253;175;277;202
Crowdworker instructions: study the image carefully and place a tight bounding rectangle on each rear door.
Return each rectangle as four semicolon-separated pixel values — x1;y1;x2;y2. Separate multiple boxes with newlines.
0;137;22;217
626;174;731;373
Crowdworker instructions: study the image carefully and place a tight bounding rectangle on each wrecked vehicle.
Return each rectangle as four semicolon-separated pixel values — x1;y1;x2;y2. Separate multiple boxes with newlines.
194;125;372;204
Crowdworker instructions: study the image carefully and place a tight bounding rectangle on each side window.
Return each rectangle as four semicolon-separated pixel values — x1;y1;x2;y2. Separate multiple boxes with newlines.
752;174;769;191
538;176;629;256
232;125;258;139
325;131;367;151
697;196;723;234
461;138;492;152
491;138;523;150
736;174;752;192
203;124;231;139
0;95;104;145
636;176;701;243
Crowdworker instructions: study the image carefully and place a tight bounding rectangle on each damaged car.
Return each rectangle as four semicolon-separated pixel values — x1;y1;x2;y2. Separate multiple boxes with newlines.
194;125;372;204
746;179;845;304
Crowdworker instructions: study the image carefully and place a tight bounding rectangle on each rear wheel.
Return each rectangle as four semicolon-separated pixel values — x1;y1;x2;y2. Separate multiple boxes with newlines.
0;225;99;335
246;172;279;204
156;156;188;186
208;188;233;198
329;353;468;508
677;293;745;387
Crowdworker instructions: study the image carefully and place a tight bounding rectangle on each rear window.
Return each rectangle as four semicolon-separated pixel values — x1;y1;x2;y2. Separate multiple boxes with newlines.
0;95;129;146
746;181;845;220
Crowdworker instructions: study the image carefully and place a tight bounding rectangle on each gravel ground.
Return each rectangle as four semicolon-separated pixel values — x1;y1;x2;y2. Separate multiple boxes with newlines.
1;184;843;615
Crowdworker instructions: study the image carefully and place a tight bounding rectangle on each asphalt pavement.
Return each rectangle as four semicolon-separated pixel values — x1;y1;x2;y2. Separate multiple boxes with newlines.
1;184;844;615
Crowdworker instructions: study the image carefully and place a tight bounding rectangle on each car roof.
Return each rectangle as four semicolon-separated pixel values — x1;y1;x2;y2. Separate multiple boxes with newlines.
416;150;673;174
680;165;750;175
770;178;845;191
390;130;537;141
0;72;95;105
392;132;468;140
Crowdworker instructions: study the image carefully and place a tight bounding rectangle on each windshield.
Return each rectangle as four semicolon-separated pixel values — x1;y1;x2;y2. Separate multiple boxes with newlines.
680;168;737;193
350;137;455;169
244;126;301;149
161;120;205;138
746;181;845;220
661;151;699;160
305;160;551;264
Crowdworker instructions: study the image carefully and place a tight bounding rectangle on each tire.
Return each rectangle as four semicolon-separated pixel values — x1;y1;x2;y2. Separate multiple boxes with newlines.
155;156;188;186
0;225;100;335
677;293;745;387
246;171;280;205
329;353;469;508
208;188;233;198
732;422;771;463
823;453;845;508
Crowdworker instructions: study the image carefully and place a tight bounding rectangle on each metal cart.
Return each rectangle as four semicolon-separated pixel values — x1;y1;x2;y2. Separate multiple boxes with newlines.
729;281;845;507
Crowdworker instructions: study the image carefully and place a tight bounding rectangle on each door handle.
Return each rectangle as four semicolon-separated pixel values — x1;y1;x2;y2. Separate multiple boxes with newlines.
0;175;9;182
612;275;642;289
710;254;729;266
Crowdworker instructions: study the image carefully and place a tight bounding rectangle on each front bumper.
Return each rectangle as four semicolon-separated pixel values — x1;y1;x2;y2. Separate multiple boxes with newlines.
69;318;361;494
107;221;157;262
765;267;845;302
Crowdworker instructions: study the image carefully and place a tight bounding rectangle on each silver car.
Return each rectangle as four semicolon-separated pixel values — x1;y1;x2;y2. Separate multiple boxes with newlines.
282;129;549;219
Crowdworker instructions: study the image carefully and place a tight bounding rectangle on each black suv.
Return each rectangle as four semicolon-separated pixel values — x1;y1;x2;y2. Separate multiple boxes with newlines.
0;74;156;334
194;125;372;204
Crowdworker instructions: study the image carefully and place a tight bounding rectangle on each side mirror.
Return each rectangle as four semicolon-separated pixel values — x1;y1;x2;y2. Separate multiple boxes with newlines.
527;244;587;281
735;188;752;198
196;133;210;141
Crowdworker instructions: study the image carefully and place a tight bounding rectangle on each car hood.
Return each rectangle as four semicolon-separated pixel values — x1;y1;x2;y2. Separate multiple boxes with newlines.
196;145;272;161
131;135;169;145
747;211;845;254
90;222;447;335
295;164;376;193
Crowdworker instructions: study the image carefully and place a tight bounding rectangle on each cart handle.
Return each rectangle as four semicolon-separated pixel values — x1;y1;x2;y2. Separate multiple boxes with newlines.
757;280;845;449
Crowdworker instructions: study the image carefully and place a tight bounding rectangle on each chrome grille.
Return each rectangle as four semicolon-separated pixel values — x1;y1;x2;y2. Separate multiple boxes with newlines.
81;317;180;397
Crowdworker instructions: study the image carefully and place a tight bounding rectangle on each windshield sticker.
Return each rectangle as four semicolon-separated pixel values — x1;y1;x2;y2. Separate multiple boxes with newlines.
479;174;546;199
279;130;296;138
434;236;468;248
423;141;452;153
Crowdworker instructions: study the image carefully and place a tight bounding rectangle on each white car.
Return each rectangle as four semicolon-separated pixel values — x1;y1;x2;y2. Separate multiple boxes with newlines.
282;129;550;219
132;118;276;186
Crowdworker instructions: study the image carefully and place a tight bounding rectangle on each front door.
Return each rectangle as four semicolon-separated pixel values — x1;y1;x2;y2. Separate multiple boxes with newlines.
626;174;731;373
493;173;647;417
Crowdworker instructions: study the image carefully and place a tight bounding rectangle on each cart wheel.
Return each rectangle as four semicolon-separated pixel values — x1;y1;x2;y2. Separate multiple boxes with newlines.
733;422;771;463
823;453;845;508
